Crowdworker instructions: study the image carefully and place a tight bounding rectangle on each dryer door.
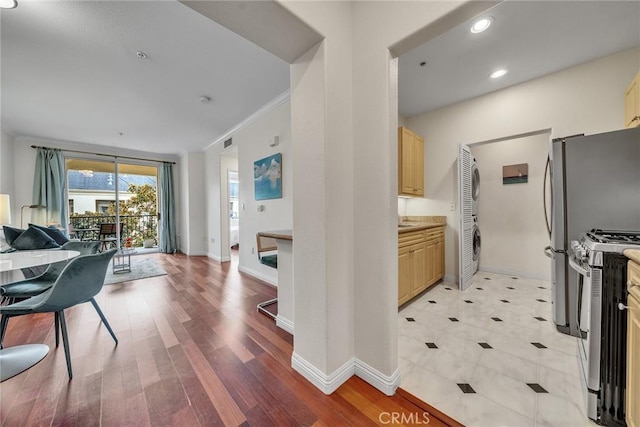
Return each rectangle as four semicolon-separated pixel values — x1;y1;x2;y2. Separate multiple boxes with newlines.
473;225;481;261
472;162;480;202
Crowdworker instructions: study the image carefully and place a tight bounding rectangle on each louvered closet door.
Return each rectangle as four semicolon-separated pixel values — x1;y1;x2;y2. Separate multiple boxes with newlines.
458;144;473;290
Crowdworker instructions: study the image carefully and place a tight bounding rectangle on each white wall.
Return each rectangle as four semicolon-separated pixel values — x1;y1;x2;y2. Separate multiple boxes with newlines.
406;46;640;281
205;99;292;286
179;151;206;255
471;133;550;279
0;128;16;221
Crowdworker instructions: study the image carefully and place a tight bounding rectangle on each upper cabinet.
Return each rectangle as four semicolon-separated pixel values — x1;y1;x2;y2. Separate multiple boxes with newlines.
398;126;424;197
625;71;640;129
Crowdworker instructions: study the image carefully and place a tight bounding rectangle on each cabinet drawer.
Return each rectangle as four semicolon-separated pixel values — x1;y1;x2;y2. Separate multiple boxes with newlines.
426;227;444;241
399;231;425;248
629;260;640;288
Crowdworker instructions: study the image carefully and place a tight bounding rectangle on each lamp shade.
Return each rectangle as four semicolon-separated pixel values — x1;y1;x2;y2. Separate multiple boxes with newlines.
0;194;11;225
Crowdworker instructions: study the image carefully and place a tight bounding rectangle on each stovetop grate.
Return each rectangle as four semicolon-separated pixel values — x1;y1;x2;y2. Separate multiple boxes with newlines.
586;229;640;245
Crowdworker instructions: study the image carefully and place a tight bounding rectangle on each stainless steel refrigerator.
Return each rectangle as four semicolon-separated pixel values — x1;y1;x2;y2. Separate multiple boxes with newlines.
544;127;640;336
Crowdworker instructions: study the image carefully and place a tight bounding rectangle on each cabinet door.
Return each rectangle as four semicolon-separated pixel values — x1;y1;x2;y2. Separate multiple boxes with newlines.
425;240;436;286
398;246;412;306
435;238;445;280
625;74;640;129
398;127;425;196
411;133;424;195
628;292;640;427
410;243;427;296
399;128;415;195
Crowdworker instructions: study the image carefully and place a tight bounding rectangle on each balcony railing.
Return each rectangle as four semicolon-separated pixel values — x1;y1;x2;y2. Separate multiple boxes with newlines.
69;214;157;248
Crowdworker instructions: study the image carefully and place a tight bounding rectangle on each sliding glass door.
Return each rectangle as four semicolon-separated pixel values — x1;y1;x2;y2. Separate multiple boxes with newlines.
66;159;158;249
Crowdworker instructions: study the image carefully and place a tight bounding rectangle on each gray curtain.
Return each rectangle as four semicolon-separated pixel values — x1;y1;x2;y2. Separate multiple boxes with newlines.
158;162;177;253
32;148;67;227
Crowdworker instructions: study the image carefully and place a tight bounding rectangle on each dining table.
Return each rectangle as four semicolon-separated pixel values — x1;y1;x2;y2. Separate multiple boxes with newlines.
0;249;80;382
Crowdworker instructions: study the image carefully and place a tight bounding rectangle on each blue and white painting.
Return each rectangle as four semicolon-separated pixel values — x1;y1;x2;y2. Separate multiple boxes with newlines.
254;153;282;200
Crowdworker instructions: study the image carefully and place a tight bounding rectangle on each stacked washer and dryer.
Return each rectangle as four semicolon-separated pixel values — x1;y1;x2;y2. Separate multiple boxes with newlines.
471;156;481;274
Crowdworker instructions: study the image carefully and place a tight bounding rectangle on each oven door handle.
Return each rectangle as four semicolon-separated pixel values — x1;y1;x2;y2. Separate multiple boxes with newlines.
568;255;590;277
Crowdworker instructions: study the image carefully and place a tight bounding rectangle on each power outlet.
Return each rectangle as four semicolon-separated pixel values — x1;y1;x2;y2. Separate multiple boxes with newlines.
251;246;255;254
450;201;456;211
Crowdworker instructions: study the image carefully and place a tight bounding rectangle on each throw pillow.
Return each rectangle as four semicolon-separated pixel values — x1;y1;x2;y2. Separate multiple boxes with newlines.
2;225;25;246
11;226;60;250
29;223;70;245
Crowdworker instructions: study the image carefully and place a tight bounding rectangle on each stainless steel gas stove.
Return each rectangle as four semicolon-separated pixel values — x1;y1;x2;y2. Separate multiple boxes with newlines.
571;229;640;425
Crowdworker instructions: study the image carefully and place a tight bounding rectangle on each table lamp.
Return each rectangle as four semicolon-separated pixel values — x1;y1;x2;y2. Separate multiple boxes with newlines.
0;194;11;225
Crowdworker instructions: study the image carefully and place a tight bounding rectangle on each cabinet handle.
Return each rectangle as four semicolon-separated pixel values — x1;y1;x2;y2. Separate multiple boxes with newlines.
618;302;628;311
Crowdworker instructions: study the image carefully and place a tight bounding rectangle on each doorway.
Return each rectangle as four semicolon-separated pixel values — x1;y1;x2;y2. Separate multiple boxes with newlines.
228;170;240;253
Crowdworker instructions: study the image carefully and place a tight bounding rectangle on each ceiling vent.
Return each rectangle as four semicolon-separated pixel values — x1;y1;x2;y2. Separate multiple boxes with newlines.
224;138;233;149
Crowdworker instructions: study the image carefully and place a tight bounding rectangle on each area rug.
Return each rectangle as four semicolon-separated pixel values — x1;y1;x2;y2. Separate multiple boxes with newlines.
104;256;167;285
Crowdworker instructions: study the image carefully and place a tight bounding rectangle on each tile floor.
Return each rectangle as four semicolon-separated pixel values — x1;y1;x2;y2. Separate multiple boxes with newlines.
398;271;597;427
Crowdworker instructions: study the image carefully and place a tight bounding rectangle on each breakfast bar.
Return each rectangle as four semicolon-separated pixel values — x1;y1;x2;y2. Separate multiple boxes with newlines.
256;230;293;334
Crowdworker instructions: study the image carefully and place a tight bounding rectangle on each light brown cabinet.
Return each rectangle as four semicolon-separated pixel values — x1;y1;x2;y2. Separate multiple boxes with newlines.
627;258;640;427
398;226;445;306
398;127;424;197
624;71;640;128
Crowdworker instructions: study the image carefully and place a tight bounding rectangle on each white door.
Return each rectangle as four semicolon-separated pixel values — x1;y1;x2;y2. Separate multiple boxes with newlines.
458;144;474;290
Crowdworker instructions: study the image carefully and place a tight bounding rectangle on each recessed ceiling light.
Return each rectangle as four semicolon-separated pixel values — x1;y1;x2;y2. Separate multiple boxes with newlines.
470;17;493;34
0;0;17;8
490;69;508;79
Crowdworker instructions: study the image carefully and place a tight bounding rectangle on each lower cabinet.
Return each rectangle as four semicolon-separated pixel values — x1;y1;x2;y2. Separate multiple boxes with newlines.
398;226;445;306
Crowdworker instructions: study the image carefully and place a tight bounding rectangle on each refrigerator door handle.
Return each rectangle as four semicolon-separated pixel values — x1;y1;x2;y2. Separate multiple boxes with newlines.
543;154;553;238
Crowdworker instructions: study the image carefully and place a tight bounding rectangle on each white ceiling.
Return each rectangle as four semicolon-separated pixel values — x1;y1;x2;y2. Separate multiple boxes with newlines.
2;1;639;156
0;0;290;155
399;0;640;118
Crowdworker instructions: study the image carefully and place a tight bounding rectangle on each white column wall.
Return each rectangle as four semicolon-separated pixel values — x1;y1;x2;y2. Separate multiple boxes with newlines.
0;129;16;221
284;0;472;392
205;147;223;260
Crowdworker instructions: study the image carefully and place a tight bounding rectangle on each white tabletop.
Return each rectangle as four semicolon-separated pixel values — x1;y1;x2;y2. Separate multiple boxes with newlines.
0;250;81;273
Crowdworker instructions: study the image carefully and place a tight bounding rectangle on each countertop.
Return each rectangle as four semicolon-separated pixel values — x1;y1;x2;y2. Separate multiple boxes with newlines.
257;230;293;241
398;223;445;233
398;215;446;233
624;248;640;265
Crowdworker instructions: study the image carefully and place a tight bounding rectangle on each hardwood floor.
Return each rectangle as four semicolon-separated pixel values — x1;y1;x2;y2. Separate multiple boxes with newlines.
0;254;461;426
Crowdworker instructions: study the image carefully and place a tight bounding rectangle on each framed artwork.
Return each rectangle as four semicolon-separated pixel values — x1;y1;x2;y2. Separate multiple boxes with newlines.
503;163;528;184
254;153;282;200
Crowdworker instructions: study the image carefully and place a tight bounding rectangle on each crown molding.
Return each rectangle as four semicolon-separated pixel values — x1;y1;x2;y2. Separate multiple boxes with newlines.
205;90;290;151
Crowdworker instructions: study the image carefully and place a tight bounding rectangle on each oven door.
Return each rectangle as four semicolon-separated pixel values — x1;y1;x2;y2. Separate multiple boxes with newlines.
569;255;601;393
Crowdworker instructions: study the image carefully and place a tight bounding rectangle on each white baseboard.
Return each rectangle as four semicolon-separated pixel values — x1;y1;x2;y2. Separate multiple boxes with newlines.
276;315;294;335
444;274;458;284
291;353;401;397
291;353;355;395
238;265;277;286
479;265;550;281
187;251;208;256
354;359;401;396
207;253;230;263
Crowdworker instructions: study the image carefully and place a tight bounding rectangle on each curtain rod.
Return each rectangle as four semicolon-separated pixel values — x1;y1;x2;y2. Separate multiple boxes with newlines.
30;145;176;165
